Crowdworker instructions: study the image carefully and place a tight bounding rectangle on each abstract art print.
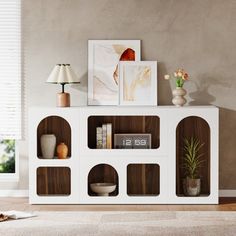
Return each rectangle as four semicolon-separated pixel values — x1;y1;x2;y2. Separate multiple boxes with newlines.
119;61;157;106
88;40;141;105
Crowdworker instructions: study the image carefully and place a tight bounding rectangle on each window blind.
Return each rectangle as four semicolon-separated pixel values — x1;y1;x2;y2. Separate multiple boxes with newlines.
0;0;21;139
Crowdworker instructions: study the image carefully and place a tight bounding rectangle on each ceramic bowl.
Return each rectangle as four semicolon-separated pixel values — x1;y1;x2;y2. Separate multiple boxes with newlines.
90;183;116;196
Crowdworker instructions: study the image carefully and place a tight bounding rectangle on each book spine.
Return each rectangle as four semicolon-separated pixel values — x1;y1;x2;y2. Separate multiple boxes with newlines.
102;124;107;149
96;127;103;149
106;123;112;149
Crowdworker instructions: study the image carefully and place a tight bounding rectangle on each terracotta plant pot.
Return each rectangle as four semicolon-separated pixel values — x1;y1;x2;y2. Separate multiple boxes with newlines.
57;142;68;159
183;177;201;196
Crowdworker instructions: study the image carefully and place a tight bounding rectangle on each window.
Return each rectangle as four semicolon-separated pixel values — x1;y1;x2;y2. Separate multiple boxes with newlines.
0;0;21;179
0;140;15;172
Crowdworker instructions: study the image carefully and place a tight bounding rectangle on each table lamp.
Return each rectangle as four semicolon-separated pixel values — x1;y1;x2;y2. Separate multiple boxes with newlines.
47;64;80;107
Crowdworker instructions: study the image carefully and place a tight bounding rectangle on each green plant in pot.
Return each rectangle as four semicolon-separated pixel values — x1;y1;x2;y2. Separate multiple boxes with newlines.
182;137;205;196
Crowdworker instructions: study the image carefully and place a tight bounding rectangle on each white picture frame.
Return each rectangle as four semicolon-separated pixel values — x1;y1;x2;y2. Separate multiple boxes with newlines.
119;61;157;106
88;40;141;105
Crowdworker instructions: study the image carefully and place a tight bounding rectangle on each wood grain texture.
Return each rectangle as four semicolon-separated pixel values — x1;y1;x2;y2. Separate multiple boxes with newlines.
37;116;71;158
88;116;160;149
88;164;119;196
37;167;71;195
176;116;210;196
127;164;160;196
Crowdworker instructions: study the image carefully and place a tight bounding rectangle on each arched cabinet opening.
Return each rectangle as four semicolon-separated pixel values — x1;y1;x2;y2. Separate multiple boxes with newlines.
37;116;71;159
176;116;210;197
88;164;119;196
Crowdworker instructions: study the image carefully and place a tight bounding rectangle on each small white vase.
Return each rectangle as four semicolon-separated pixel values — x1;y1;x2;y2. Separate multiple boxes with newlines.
172;87;187;107
40;134;56;159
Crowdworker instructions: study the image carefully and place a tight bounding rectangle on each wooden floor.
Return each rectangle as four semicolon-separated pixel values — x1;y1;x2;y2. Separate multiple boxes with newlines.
0;198;236;211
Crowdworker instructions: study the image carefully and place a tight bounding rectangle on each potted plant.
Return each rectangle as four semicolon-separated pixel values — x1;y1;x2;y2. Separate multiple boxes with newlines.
164;69;189;106
182;137;205;196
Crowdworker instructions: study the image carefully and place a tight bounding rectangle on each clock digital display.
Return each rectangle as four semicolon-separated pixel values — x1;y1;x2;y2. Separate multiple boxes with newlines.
114;134;151;149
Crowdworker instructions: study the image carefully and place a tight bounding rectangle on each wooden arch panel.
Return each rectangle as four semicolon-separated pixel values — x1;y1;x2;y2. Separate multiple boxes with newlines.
176;116;210;196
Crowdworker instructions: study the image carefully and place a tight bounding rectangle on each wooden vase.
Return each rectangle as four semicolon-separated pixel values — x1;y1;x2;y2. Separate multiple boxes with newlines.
57;142;68;159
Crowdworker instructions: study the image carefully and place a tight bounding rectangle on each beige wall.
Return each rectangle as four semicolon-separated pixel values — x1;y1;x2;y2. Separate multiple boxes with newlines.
1;0;235;191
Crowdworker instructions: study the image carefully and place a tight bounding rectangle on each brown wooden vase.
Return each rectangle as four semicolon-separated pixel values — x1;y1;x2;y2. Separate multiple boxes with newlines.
57;142;68;159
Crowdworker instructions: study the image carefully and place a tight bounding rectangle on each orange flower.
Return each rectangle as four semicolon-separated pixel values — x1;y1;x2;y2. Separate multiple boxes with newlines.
166;68;189;88
177;71;183;77
176;69;185;77
182;72;189;81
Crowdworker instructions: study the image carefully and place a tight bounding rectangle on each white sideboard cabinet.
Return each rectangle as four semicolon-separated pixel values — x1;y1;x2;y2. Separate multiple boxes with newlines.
29;106;219;204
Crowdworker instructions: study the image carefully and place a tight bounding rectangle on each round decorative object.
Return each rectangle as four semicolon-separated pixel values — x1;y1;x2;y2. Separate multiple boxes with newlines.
172;87;187;107
57;142;68;159
90;183;116;196
40;134;56;159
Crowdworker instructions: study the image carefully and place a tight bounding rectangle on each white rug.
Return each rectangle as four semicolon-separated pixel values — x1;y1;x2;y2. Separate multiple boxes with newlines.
0;211;236;236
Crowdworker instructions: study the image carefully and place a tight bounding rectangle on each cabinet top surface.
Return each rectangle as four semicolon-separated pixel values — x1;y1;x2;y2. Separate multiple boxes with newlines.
30;105;218;110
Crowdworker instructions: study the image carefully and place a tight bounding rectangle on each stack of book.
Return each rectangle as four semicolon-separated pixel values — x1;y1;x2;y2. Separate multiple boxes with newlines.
96;123;112;149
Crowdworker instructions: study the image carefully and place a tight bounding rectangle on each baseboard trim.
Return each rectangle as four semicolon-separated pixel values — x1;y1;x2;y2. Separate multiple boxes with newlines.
0;190;28;197
219;190;236;197
0;190;235;198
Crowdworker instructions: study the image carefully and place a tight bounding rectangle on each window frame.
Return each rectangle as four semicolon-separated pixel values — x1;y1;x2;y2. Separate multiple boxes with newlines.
0;0;21;181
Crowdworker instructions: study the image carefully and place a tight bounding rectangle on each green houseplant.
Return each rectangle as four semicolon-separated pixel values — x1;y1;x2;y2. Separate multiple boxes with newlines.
182;137;205;196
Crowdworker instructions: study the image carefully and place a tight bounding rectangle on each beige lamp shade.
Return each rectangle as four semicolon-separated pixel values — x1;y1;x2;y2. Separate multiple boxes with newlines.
47;64;80;84
46;64;80;107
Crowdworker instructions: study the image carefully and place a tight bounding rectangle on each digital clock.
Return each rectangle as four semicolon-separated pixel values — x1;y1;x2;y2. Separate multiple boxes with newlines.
114;133;151;149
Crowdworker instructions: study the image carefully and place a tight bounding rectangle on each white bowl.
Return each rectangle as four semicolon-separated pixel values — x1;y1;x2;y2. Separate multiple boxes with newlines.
90;183;116;196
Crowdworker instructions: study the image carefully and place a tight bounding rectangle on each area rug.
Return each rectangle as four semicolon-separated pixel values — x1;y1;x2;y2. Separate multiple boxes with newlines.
0;211;236;236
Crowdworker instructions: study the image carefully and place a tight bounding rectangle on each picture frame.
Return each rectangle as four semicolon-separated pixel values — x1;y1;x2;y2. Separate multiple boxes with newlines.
88;40;141;105
119;61;157;106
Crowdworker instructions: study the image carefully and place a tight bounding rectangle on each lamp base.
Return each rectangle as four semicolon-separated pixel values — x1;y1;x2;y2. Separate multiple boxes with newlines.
57;92;70;107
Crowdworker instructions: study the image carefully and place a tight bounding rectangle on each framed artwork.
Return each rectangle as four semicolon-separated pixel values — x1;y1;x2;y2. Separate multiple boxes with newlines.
119;61;157;106
88;40;141;105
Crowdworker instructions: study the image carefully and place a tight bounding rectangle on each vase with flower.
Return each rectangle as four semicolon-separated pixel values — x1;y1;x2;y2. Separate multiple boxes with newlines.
164;69;189;107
